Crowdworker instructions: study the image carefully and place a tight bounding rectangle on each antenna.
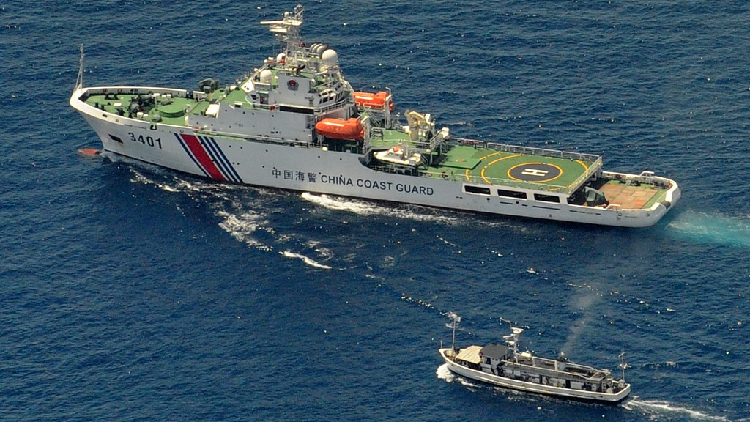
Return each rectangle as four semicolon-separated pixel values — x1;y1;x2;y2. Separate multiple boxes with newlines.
500;317;523;362
261;3;305;61
74;44;85;92
447;312;461;351
618;351;627;383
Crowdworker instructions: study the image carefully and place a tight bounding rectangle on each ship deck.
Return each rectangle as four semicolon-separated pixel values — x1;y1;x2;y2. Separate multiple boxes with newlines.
599;180;666;210
80;88;255;127
425;143;594;194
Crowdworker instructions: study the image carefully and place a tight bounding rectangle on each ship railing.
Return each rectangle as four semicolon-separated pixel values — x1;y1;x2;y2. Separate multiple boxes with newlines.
430;133;449;151
239;99;340;115
90;86;189;97
454;137;601;163
566;156;603;191
602;170;673;190
315;102;347;114
361;117;375;153
193;127;313;147
362;129;440;157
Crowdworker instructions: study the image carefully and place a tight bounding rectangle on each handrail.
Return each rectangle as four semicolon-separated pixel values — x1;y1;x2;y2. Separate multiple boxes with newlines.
454;137;601;163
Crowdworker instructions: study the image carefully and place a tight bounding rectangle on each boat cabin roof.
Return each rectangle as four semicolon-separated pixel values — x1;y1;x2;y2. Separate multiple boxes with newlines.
481;343;510;360
455;345;483;364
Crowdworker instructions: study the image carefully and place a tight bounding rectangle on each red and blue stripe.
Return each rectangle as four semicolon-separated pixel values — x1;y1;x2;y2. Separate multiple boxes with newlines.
175;134;242;183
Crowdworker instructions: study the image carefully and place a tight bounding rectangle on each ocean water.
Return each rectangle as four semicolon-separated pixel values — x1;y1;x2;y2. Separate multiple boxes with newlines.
2;1;749;421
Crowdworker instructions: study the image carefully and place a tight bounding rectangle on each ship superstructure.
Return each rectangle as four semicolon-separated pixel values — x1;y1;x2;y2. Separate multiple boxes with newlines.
70;4;680;227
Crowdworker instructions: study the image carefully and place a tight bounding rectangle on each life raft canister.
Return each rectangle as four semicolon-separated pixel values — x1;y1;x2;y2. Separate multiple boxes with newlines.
353;91;394;112
315;118;365;140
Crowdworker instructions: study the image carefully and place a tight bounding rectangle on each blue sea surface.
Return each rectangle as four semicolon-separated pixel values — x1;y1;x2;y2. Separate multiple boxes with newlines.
2;1;749;421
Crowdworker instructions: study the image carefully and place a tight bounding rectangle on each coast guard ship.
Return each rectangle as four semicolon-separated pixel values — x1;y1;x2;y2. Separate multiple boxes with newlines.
70;4;680;227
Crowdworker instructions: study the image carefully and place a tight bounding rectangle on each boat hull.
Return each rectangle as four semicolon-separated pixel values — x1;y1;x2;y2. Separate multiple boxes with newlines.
439;349;630;403
71;87;678;227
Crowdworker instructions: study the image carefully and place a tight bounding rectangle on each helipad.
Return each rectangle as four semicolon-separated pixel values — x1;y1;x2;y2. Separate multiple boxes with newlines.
428;143;600;194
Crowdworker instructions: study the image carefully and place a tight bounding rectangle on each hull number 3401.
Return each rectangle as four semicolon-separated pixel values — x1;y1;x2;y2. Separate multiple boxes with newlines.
128;132;162;149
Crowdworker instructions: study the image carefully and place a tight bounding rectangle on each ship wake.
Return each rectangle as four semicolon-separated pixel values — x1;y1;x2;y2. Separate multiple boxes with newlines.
281;251;332;269
126;168;339;267
624;399;730;422
217;209;273;251
667;210;750;248
300;192;460;223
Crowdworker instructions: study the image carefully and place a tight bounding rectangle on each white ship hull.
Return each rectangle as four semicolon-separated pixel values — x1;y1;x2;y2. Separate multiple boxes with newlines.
71;87;678;227
440;349;630;403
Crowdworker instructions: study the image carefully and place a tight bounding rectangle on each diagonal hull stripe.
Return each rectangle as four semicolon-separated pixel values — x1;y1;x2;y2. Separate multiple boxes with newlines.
199;136;242;183
175;133;210;178
179;134;226;181
206;137;242;183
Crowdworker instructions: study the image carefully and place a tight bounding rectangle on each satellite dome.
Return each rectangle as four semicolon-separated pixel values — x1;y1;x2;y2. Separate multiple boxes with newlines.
260;69;273;84
321;49;339;68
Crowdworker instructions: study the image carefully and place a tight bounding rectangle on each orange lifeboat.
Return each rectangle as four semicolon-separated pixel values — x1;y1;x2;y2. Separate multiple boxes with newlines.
315;118;364;140
353;91;394;111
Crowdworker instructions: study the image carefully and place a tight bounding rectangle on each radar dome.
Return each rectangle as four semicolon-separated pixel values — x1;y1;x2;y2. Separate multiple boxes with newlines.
260;69;273;84
321;49;339;68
